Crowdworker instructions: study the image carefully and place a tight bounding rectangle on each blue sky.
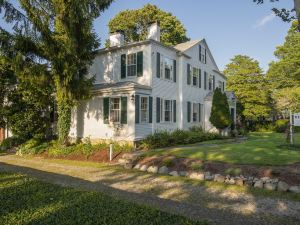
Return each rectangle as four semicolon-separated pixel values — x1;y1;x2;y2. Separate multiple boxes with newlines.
1;0;294;72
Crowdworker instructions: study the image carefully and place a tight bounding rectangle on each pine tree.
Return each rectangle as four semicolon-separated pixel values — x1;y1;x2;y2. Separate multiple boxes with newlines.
209;88;232;133
1;0;113;144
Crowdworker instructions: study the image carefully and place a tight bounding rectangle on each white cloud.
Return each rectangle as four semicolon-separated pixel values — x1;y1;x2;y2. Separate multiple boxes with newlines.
254;13;276;28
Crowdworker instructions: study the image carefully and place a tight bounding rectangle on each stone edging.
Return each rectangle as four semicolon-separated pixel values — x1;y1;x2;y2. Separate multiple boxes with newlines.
119;154;300;194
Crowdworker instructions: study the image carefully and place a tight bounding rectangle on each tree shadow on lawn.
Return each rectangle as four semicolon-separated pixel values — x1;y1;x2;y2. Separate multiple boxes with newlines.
1;162;300;225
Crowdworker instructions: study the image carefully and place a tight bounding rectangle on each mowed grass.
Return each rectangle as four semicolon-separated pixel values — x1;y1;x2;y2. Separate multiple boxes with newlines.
144;132;300;166
0;172;207;225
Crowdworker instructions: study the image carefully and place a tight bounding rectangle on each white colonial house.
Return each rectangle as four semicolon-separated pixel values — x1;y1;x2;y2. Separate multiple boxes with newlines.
69;22;237;143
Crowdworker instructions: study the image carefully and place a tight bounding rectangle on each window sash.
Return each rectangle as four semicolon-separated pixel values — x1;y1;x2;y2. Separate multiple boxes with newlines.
164;57;173;80
193;103;198;122
140;97;148;123
164;100;172;122
110;98;121;123
193;68;198;86
127;53;137;76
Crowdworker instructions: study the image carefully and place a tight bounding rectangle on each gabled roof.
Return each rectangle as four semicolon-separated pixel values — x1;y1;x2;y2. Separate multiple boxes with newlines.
174;40;201;52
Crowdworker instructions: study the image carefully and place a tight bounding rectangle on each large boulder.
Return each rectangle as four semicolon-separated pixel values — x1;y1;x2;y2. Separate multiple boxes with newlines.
140;165;148;171
134;164;141;170
147;166;159;173
158;166;169;174
264;182;277;191
118;158;131;165
179;171;188;177
289;186;300;194
254;180;264;189
169;171;179;177
122;152;141;161
189;172;205;181
235;177;244;186
214;174;225;183
277;181;289;192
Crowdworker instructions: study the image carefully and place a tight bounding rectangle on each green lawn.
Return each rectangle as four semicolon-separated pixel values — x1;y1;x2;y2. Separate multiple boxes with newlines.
0;172;207;225
144;132;300;166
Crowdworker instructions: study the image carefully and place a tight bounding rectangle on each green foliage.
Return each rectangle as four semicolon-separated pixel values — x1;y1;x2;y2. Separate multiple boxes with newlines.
140;129;221;149
209;88;232;132
267;21;300;113
0;172;207;225
274;119;289;133
19;139;134;158
0;136;24;151
225;168;241;176
224;55;271;121
108;4;189;46
161;158;175;167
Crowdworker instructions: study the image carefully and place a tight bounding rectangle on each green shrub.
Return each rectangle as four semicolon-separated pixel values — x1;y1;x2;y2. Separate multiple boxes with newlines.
0;136;24;151
274;119;289;133
162;158;174;167
225;167;241;176
140;129;222;150
255;123;275;132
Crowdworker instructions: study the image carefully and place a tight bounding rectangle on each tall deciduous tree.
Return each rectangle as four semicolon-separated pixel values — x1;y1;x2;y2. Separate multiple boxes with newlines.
209;88;232;133
254;0;300;30
108;4;189;46
224;55;271;121
267;20;300;113
1;0;113;144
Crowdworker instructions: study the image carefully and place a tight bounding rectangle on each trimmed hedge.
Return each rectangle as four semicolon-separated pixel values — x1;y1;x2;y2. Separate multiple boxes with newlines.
140;127;221;149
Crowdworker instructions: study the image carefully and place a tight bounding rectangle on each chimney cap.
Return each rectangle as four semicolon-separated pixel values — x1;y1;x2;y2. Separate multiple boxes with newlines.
109;30;125;35
148;21;160;27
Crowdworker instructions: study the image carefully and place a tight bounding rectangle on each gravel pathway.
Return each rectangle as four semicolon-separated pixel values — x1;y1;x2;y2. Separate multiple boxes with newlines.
0;154;299;225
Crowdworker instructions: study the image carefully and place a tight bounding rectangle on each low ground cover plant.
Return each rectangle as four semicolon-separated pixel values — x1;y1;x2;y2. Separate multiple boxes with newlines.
0;172;207;225
17;137;134;158
140;127;222;149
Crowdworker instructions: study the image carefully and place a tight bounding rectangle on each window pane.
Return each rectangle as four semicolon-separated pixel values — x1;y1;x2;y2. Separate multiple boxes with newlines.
164;58;173;80
141;97;148;123
193;68;198;86
164;100;172;122
110;98;120;123
127;53;137;76
193;103;198;122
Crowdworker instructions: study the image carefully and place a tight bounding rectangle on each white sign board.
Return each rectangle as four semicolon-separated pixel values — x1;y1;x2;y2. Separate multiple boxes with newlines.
293;113;300;127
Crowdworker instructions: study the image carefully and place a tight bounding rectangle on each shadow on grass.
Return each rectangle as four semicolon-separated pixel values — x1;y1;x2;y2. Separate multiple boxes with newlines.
1;159;300;225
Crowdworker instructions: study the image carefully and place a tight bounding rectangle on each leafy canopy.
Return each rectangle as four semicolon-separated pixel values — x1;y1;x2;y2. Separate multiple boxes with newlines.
108;4;189;46
209;88;232;132
267;20;300;112
224;55;271;121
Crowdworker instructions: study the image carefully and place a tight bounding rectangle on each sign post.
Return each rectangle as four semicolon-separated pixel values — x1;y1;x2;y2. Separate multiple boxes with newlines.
290;111;294;145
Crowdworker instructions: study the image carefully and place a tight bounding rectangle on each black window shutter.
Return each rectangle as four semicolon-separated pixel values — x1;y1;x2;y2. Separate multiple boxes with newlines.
187;64;191;85
198;103;201;122
223;82;225;91
205;49;207;64
149;96;153;123
173;100;176;123
121;54;126;79
204;72;207;90
213;75;215;90
199;45;201;61
173;60;176;82
199;69;202;88
103;97;110;124
156;97;160;123
137;51;143;77
121;97;127;124
187;101;191;123
135;95;140;124
156;52;161;78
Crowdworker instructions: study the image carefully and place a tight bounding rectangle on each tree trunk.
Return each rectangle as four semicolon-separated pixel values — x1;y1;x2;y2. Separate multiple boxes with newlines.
57;99;72;145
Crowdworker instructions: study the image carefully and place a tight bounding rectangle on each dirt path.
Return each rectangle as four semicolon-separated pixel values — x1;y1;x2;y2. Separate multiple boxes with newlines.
0;154;299;225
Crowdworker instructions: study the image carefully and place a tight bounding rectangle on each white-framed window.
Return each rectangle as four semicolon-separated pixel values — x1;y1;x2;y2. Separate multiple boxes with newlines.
209;76;213;91
218;81;222;90
193;103;199;122
164;100;172;122
127;53;137;76
193;67;199;86
110;98;120;123
140;97;148;123
164;57;173;80
200;46;206;63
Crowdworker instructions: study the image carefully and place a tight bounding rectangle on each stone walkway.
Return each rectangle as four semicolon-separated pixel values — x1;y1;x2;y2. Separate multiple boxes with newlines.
0;154;299;225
